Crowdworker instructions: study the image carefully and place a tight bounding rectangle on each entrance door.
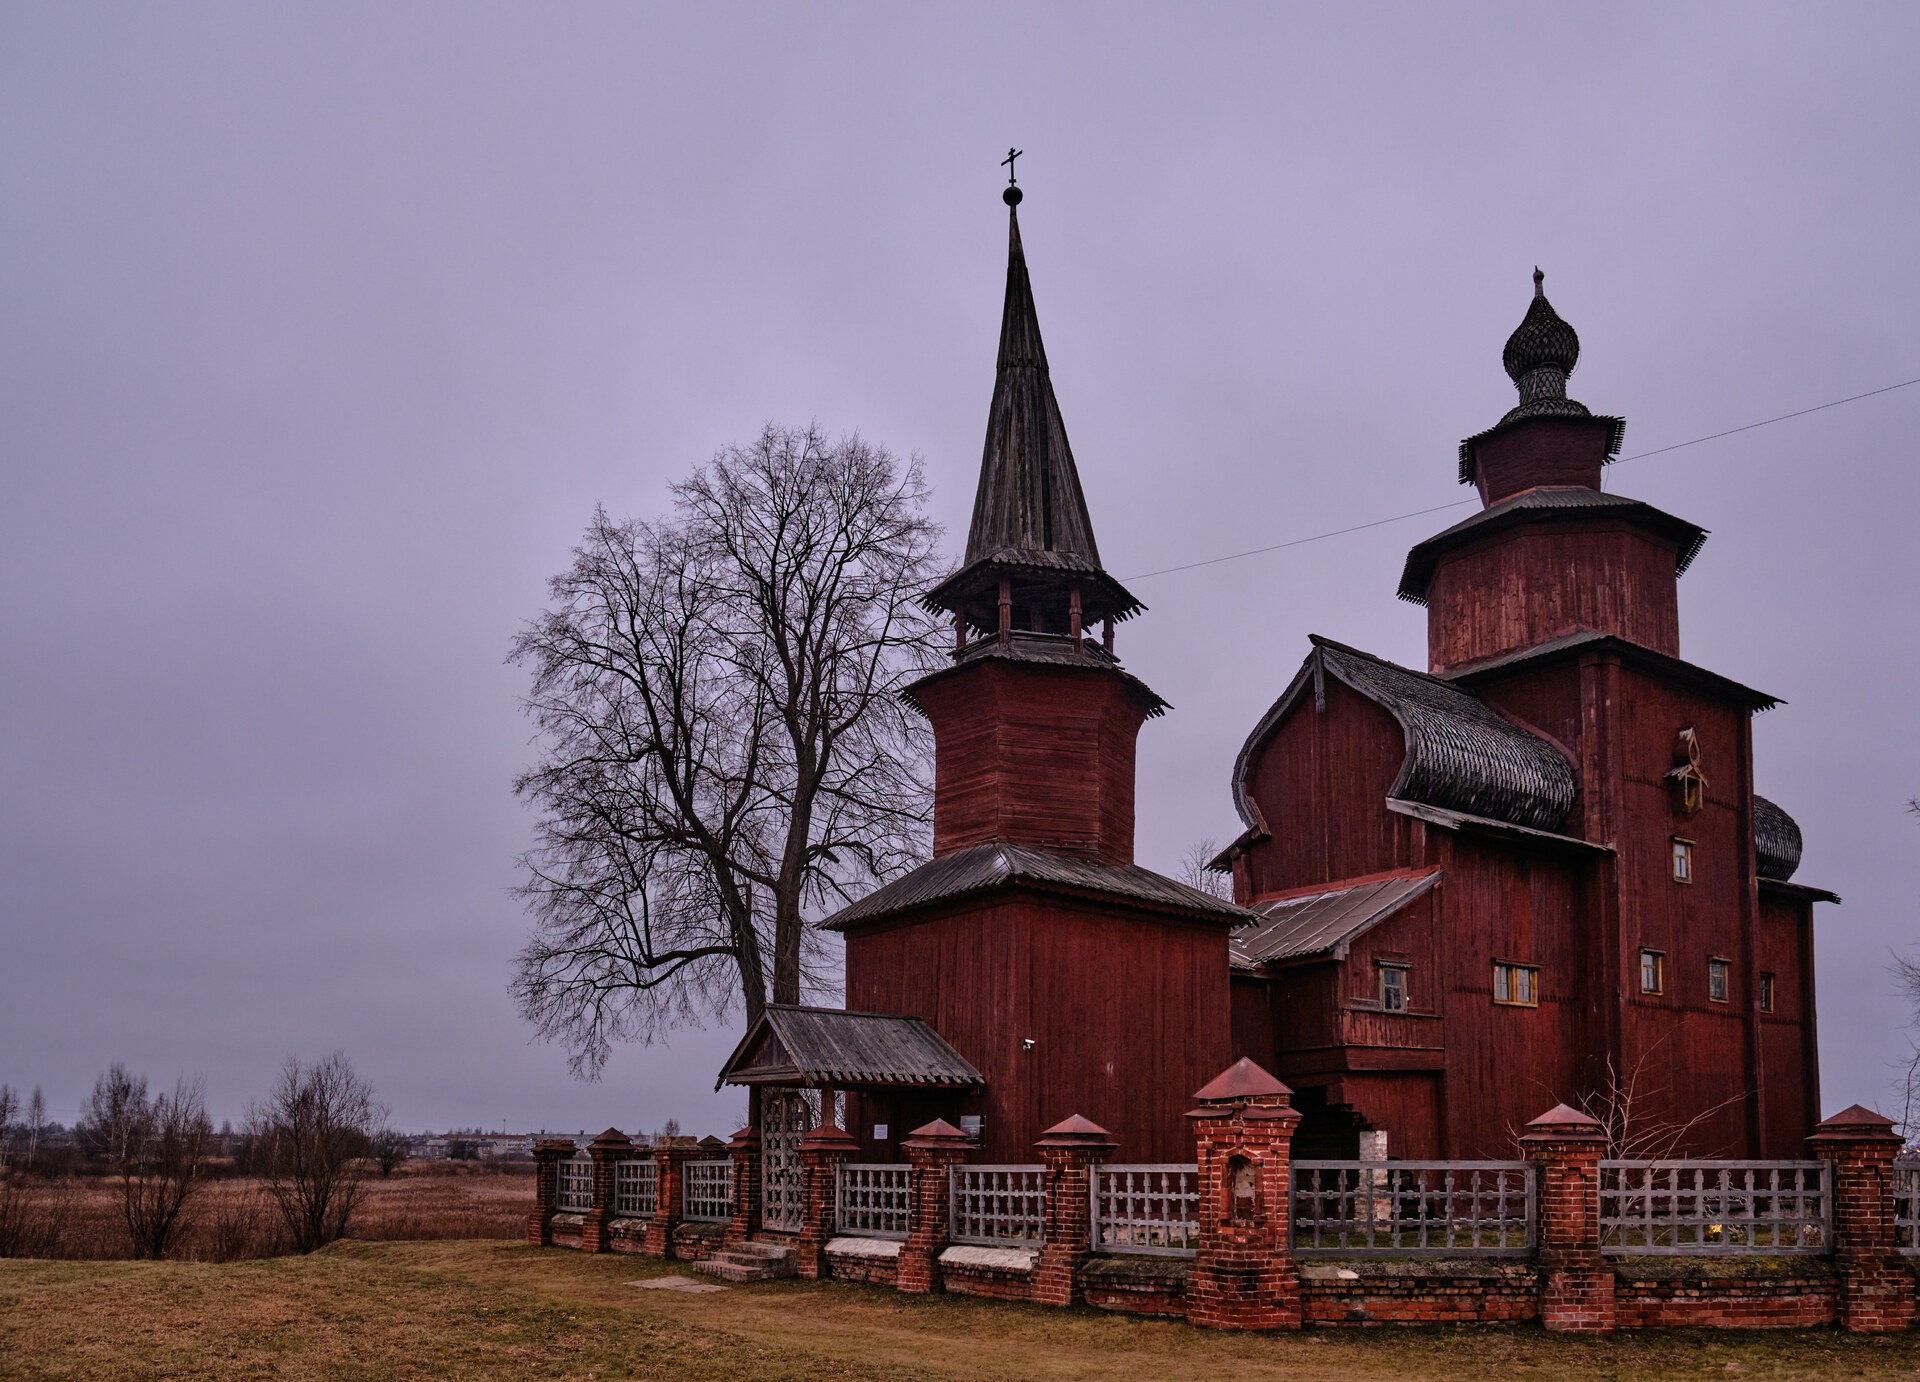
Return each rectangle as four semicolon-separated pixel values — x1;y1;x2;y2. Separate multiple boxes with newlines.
760;1089;816;1232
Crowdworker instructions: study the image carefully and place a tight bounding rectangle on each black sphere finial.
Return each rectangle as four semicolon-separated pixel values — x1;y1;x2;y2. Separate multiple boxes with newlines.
1003;185;1023;207
1533;266;1545;298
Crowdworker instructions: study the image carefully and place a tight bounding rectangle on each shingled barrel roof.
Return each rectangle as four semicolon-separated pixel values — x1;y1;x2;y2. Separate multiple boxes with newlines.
1230;871;1443;970
817;840;1254;932
1230;636;1577;837
1399;487;1708;604
714;1004;983;1091
1753;794;1803;882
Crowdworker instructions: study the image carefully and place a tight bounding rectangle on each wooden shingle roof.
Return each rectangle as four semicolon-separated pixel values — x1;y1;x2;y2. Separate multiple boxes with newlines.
817;840;1254;932
1229;637;1577;839
1753;794;1803;882
1230;871;1443;970
714;1004;983;1091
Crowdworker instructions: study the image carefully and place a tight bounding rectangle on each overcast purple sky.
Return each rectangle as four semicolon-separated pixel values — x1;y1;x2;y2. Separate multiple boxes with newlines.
3;4;1916;1136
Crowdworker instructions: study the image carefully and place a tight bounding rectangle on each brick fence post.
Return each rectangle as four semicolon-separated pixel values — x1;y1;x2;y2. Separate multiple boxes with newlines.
898;1119;972;1294
1032;1114;1116;1307
794;1121;860;1280
580;1127;631;1253
1522;1103;1614;1334
1185;1058;1302;1331
529;1138;574;1246
644;1137;696;1258
1810;1104;1915;1333
724;1123;763;1246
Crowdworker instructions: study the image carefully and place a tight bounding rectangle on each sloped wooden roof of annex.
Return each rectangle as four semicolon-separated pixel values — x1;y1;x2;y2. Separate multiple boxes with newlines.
1229;871;1443;971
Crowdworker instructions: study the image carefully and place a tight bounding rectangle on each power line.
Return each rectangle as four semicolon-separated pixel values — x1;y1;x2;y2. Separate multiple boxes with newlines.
1123;375;1920;583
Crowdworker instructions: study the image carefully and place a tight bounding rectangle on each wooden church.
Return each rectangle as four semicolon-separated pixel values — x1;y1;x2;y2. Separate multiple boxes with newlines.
717;182;1834;1195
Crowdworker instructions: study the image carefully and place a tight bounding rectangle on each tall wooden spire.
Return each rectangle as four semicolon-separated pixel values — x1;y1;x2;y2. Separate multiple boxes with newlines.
924;188;1143;638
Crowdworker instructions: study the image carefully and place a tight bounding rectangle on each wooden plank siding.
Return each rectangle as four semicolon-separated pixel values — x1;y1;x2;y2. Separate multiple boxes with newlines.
916;659;1146;865
1424;522;1682;673
843;893;1230;1163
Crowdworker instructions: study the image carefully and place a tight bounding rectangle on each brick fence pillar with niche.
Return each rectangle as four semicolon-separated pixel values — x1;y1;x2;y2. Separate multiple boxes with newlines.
1032;1114;1116;1307
795;1121;860;1280
528;1138;574;1246
1522;1103;1614;1333
1185;1057;1302;1331
898;1119;972;1294
724;1122;762;1246
580;1127;632;1253
1810;1104;1916;1333
644;1137;697;1258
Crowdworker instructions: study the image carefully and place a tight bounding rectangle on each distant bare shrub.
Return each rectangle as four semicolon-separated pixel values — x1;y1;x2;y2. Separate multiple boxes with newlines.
0;1176;72;1258
248;1053;383;1253
79;1066;213;1260
201;1189;284;1262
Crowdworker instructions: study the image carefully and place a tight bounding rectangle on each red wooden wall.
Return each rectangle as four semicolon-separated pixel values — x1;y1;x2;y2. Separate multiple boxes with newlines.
915;659;1148;865
843;893;1232;1163
1424;522;1683;673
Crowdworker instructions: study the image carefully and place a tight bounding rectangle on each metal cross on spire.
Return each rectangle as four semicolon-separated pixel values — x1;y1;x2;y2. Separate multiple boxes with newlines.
1001;147;1022;185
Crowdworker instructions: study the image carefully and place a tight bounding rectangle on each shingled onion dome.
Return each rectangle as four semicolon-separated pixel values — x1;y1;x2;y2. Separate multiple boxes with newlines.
1500;268;1592;424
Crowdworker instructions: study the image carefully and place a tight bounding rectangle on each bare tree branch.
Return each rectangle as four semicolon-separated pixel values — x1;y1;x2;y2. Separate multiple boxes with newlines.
509;425;942;1076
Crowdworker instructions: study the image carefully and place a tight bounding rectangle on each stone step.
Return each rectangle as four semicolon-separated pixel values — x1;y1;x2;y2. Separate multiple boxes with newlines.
692;1243;797;1282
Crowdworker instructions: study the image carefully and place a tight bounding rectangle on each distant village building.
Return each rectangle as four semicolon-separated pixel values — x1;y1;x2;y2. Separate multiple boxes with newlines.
715;186;1833;1211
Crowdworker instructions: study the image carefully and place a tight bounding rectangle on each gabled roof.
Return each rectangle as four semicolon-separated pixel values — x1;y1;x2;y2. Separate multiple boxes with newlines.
817;840;1254;932
714;1004;983;1091
1399;486;1707;604
1229;637;1577;839
1229;871;1442;970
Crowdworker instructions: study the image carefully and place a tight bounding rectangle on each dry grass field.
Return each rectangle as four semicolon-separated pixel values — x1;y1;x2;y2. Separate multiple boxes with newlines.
4;1161;531;1261
7;1239;1920;1381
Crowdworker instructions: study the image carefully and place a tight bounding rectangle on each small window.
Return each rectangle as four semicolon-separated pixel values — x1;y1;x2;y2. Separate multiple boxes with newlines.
1708;957;1730;1003
1493;962;1539;1008
1759;972;1777;1013
1379;963;1408;1013
1671;838;1694;884
1640;949;1665;995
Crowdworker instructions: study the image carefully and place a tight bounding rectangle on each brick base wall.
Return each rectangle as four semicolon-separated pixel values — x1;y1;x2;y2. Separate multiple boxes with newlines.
1300;1263;1541;1326
671;1223;726;1264
939;1261;1036;1301
1081;1258;1188;1317
826;1251;901;1287
1613;1260;1840;1330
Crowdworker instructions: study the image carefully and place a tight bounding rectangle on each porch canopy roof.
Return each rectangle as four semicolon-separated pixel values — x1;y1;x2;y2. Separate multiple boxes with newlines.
714;1003;984;1092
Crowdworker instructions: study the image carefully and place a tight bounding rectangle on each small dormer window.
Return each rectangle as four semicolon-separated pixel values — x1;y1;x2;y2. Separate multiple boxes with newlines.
1379;963;1408;1013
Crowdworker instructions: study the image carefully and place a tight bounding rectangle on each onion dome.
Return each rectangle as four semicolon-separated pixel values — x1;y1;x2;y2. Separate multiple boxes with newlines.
1499;268;1591;424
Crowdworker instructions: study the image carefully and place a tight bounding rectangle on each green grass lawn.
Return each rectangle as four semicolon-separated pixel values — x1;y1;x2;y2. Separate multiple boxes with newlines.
4;1240;1919;1380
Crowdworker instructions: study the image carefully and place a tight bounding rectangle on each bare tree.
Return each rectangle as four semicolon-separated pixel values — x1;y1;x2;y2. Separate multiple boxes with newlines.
0;1085;15;1169
81;1068;212;1259
1897;799;1920;1145
1178;838;1233;901
248;1053;383;1253
370;1127;409;1178
23;1087;46;1173
511;425;943;1074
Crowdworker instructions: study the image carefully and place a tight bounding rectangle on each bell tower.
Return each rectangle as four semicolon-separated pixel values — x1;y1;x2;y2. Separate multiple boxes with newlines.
908;180;1165;865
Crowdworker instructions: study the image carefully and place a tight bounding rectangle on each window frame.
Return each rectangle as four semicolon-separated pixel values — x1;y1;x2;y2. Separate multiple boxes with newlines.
1377;961;1409;1014
1670;837;1695;884
1492;960;1540;1008
1759;971;1777;1013
1707;956;1731;1004
1639;948;1666;995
